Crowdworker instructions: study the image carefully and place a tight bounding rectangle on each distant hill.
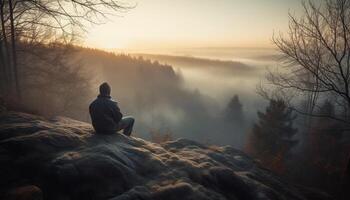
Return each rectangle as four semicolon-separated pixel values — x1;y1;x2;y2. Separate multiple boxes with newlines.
132;53;259;75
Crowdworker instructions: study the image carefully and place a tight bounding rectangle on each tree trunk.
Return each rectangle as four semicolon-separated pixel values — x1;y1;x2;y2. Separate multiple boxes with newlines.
0;40;6;94
0;0;12;92
341;156;350;200
8;0;20;99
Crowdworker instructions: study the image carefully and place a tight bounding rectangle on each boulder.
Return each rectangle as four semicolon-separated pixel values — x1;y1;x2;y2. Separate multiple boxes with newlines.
0;112;332;200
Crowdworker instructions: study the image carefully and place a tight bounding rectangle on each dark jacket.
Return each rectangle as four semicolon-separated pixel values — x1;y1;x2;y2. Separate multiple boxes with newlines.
89;95;123;134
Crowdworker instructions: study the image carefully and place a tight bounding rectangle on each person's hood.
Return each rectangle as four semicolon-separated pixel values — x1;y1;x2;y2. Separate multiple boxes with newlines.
97;94;111;99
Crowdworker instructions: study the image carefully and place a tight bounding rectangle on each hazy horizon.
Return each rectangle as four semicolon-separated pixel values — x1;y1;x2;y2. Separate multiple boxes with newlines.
84;0;305;50
1;0;349;197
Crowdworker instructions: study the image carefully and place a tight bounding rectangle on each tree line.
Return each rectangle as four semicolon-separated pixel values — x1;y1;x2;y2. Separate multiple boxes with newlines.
0;0;130;99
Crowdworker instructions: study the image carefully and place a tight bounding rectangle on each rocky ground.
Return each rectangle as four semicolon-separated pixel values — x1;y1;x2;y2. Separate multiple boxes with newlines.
0;111;332;200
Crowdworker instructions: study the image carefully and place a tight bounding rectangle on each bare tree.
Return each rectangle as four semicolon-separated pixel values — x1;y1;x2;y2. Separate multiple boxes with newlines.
269;0;350;124
0;0;12;93
267;1;350;197
8;0;19;98
0;0;132;98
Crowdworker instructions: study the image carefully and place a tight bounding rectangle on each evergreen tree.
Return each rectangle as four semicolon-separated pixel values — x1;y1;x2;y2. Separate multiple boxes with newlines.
305;100;349;193
223;94;246;147
225;94;244;125
249;99;298;173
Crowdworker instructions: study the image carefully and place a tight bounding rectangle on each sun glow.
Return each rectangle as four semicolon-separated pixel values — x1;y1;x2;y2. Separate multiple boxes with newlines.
84;0;303;50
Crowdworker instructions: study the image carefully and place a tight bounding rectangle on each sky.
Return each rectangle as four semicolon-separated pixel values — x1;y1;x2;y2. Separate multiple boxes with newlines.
84;0;305;51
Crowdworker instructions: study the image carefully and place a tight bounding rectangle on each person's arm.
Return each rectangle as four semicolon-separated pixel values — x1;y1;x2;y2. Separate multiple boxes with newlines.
111;101;123;123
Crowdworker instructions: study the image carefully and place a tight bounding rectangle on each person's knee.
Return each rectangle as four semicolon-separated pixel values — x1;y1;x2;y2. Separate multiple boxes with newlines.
128;117;135;125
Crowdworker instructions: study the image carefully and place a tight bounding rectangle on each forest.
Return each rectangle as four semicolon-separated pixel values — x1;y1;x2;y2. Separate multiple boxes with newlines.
0;0;349;199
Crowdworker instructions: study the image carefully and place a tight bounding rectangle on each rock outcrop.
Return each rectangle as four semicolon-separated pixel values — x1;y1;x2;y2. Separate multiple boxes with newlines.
0;112;331;200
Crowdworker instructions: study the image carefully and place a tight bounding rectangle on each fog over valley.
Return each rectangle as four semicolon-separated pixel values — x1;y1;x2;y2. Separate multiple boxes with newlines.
2;1;349;198
70;47;279;148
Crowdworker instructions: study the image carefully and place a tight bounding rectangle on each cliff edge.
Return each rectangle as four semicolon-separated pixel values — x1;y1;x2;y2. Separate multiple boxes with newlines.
0;112;331;200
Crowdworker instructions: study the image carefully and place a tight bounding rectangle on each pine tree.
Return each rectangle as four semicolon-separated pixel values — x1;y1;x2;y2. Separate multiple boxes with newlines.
223;94;246;147
225;94;244;125
249;99;298;173
306;100;349;193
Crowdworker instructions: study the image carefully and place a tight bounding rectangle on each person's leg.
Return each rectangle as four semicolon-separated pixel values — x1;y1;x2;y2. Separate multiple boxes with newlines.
117;116;135;136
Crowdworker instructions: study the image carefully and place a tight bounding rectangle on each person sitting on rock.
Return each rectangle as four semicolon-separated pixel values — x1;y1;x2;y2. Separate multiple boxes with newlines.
89;82;134;136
